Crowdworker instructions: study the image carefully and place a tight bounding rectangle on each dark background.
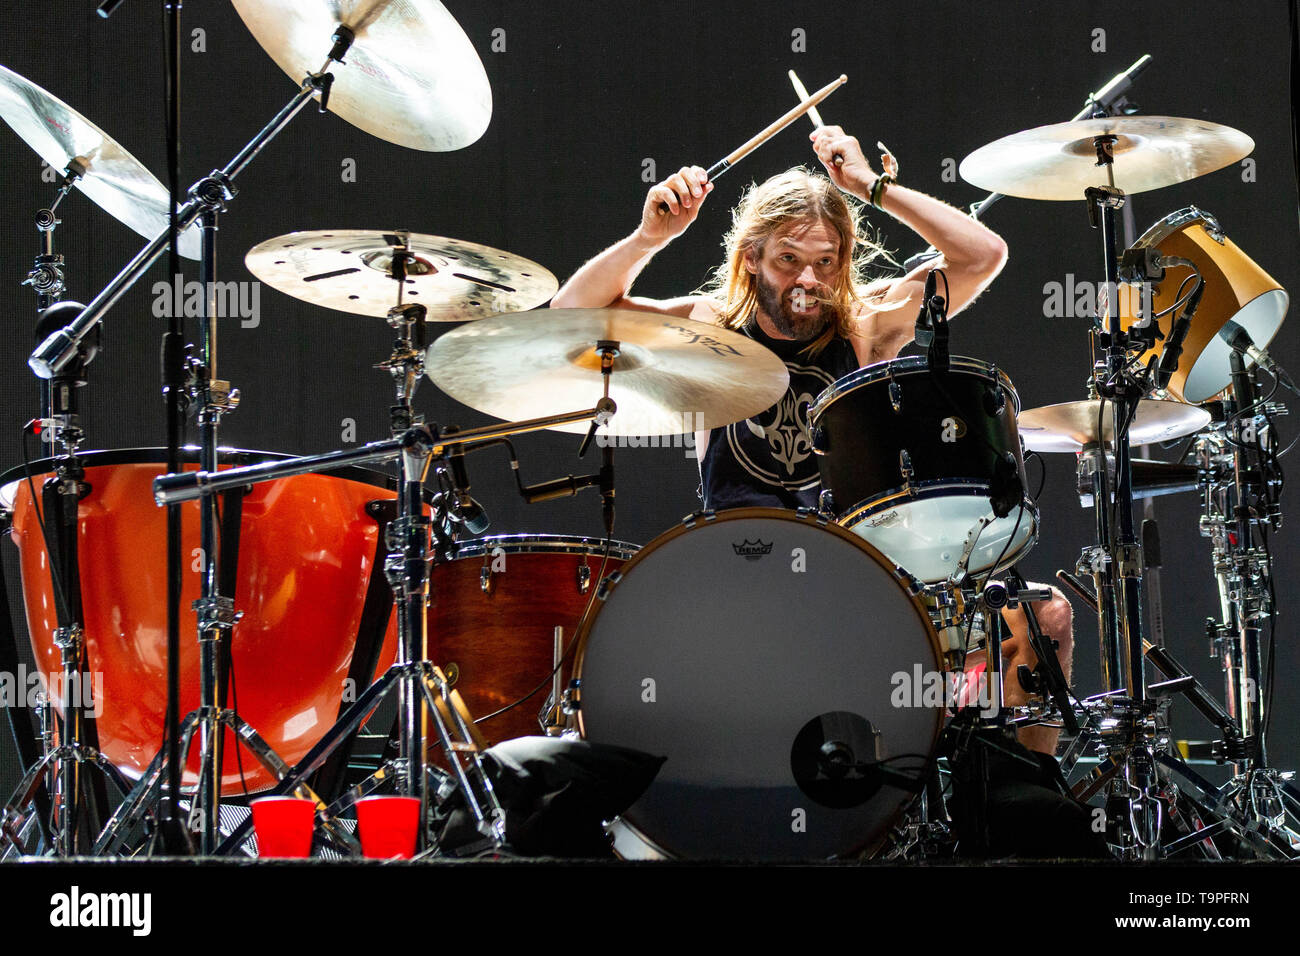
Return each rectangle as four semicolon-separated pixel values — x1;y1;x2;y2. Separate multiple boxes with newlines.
2;1;1297;796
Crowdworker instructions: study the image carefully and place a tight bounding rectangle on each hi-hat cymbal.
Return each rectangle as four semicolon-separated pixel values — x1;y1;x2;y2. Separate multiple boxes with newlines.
0;64;200;258
426;309;791;436
245;230;558;320
1019;398;1211;453
231;0;491;151
959;116;1253;200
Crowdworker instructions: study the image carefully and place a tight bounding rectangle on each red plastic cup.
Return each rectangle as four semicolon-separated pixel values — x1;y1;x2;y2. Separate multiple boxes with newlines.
355;796;421;859
250;796;316;858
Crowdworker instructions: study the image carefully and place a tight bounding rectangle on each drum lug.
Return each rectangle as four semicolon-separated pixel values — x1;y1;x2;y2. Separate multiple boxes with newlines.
479;562;493;594
577;561;592;593
899;449;916;494
596;570;622;600
682;509;717;530
888;379;903;414
985;369;1006;416
192;595;242;632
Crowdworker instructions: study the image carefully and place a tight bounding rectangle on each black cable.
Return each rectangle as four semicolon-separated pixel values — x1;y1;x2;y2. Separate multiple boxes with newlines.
1025;450;1047;502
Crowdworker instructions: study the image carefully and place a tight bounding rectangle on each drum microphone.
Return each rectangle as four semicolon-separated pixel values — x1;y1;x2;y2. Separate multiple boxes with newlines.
1087;54;1152;113
1219;320;1297;392
915;269;949;371
1154;280;1203;390
447;443;490;535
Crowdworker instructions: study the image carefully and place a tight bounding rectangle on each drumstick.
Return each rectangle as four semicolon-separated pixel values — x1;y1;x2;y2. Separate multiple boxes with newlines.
657;74;847;214
787;69;842;167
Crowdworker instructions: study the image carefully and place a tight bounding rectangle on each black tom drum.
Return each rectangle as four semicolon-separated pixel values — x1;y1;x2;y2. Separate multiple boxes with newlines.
809;356;1037;583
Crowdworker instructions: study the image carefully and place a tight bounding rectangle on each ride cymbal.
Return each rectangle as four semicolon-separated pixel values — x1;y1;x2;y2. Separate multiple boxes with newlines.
426;308;791;436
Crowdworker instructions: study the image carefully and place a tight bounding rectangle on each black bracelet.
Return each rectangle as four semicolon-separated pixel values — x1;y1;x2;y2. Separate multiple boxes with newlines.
871;173;896;209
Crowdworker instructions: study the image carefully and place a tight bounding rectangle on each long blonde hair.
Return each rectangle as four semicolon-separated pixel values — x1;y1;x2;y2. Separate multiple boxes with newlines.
698;168;893;356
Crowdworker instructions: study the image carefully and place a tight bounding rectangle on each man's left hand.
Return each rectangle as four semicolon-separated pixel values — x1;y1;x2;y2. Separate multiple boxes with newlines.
810;125;875;197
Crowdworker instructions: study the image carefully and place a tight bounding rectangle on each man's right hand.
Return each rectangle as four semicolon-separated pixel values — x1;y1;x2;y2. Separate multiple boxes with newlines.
638;166;713;246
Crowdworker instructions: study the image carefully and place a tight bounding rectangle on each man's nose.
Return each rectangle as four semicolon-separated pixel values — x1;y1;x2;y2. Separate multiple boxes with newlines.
796;264;818;285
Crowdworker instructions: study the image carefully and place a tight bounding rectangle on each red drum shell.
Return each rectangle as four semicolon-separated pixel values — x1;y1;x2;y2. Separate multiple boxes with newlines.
429;536;637;746
4;450;399;794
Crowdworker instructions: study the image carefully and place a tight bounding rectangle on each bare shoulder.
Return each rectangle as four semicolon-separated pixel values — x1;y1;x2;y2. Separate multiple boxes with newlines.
845;278;916;366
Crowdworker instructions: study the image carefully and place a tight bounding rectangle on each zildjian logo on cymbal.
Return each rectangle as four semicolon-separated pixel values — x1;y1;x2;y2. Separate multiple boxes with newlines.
731;539;774;560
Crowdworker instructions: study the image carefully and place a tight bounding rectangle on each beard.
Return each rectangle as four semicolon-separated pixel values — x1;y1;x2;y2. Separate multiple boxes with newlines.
754;271;833;342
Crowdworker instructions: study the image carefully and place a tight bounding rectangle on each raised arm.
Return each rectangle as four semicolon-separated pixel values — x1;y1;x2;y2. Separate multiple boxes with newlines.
809;127;1008;362
550;166;715;317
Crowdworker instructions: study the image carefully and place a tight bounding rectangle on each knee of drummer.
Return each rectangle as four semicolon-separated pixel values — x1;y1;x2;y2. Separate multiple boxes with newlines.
1031;584;1074;675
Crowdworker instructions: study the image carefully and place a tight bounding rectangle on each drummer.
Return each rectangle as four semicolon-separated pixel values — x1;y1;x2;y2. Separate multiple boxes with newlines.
551;127;1074;760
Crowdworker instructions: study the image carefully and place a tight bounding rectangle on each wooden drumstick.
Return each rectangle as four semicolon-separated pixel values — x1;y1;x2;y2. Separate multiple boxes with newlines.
788;69;843;167
657;74;848;215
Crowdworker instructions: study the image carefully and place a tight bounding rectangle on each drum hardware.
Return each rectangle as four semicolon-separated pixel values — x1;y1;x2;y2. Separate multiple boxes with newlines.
956;85;1278;855
152;411;610;857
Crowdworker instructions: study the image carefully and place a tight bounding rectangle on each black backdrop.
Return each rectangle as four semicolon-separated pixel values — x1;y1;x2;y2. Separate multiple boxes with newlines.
2;1;1297;798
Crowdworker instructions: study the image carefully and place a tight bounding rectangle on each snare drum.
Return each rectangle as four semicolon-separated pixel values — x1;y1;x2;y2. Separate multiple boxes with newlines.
1120;206;1288;404
1;448;400;794
809;356;1038;584
429;535;638;745
575;508;944;860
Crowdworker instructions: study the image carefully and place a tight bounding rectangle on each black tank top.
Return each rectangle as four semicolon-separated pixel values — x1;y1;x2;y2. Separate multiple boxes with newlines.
700;318;859;511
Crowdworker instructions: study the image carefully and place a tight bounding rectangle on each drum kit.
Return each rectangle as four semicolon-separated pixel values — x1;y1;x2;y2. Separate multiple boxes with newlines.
0;4;1297;862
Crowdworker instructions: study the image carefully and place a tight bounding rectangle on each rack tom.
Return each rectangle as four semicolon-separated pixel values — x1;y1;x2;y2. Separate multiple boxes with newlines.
809;356;1037;584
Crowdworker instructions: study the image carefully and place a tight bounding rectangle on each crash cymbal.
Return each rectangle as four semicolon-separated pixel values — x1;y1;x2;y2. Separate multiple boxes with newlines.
230;0;491;151
1019;398;1211;453
426;308;791;436
0;64;200;258
959;116;1253;200
245;230;557;320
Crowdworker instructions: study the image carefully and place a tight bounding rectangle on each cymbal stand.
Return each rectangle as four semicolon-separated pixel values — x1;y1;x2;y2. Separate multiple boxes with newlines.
143;412;605;856
1063;142;1165;858
1;178;133;857
1188;368;1300;854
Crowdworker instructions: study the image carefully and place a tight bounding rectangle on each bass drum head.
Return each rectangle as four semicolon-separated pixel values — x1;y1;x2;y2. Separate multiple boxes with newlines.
576;509;943;860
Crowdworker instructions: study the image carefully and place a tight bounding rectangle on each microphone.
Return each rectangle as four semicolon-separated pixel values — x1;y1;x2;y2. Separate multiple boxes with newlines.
1219;320;1296;391
448;444;490;535
1088;54;1152;112
914;269;938;347
1154;281;1203;389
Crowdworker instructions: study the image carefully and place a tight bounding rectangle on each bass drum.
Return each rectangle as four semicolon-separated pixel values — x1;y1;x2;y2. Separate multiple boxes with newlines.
1;448;400;794
575;508;944;860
